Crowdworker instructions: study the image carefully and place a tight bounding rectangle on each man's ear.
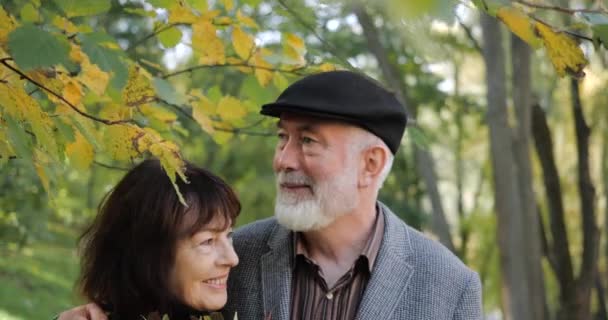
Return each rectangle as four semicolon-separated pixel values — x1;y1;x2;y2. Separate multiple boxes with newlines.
359;146;388;188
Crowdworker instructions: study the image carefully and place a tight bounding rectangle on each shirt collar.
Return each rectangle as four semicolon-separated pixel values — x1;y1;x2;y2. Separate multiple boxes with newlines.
291;204;385;273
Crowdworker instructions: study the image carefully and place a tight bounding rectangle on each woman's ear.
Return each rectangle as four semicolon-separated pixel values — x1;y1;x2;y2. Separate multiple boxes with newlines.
359;146;388;188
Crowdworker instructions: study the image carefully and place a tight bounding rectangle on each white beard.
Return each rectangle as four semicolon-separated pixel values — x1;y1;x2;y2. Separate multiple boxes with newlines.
274;167;358;231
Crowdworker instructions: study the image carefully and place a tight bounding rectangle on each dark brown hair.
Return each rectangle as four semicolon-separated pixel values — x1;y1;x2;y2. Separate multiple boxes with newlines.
78;159;240;319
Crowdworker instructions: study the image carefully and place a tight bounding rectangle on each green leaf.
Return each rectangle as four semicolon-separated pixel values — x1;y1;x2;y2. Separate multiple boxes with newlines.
153;77;185;105
593;25;608;48
242;0;263;6
20;3;40;22
53;0;111;17
186;0;208;12
579;13;608;47
207;86;223;104
80;34;129;90
8;24;70;71
54;118;76;144
4;115;33;161
148;0;173;8
158;26;182;48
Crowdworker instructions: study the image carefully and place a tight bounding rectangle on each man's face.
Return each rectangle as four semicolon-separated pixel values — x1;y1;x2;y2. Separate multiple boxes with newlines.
272;113;361;231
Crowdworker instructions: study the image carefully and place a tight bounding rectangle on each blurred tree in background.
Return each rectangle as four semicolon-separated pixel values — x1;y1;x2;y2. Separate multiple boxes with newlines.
2;0;608;319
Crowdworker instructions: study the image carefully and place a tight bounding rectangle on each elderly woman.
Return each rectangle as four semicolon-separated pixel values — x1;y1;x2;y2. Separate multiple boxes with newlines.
73;159;240;319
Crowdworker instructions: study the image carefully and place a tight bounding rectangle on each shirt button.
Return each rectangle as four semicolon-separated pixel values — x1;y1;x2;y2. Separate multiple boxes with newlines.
326;292;334;300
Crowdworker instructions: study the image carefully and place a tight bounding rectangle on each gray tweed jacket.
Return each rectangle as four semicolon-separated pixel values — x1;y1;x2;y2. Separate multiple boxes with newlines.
224;202;482;320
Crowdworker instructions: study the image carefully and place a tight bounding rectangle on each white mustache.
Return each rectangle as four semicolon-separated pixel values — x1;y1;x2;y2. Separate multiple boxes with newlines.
277;172;315;186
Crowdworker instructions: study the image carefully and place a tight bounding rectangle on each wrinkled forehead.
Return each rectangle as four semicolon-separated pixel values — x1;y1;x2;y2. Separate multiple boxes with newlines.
277;112;357;132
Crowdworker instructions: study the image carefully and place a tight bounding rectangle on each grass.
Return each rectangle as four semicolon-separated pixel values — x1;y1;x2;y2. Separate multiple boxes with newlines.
0;222;83;320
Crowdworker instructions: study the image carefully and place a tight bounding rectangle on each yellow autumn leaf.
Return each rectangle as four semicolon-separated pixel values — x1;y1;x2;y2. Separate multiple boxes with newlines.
534;22;588;77
52;16;79;34
496;6;542;48
211;128;233;145
226;57;253;73
285;33;306;55
252;51;273;87
79;61;110;96
273;72;288;90
317;63;336;72
216;96;247;121
0;6;17;43
0;79;59;160
192;20;226;65
69;44;86;63
100;102;133;121
0;126;15;161
66;131;94;171
221;0;234;11
232;26;255;60
201;9;221;20
34;159;51;194
282;45;306;67
169;2;198;24
123;65;156;107
103;124;142;161
192;94;216;134
237;10;258;29
63;79;83;106
214;16;232;26
148;140;187;205
140;104;178;123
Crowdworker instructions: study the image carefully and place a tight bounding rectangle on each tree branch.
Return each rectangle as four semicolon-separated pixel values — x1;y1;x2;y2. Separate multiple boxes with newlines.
276;0;355;69
456;14;483;54
93;161;130;171
0;58;132;126
162;62;308;79
515;0;608;15
156;98;274;137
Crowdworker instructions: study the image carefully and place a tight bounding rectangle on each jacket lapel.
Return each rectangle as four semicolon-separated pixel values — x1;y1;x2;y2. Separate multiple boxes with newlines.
260;223;293;320
356;203;414;319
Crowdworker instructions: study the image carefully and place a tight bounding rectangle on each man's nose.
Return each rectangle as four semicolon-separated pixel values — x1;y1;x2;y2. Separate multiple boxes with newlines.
273;139;300;172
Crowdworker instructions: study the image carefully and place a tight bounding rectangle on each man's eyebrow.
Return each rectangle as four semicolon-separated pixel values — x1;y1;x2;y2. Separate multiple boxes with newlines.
276;120;317;132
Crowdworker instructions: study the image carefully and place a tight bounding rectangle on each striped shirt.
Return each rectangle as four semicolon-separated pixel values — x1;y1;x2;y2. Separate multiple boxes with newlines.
290;212;385;320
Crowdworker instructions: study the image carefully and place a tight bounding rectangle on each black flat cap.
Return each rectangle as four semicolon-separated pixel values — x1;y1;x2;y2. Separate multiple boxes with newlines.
260;70;408;154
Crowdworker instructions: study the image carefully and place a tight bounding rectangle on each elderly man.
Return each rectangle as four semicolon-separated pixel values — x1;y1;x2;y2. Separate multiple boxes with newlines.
58;71;481;320
223;71;481;320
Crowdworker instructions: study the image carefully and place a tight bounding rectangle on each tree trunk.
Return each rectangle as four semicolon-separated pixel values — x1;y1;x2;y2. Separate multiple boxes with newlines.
480;13;532;320
531;104;577;319
510;34;547;320
570;78;599;320
353;5;455;253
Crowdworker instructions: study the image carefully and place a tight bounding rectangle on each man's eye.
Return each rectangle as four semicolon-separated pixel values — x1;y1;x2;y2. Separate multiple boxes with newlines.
277;133;287;140
301;137;314;144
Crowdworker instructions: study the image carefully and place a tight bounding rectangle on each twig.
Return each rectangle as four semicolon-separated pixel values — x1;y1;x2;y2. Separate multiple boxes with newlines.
277;0;355;69
93;161;130;171
514;0;608;15
531;17;594;42
128;23;180;51
456;14;483;54
157;98;274;137
0;58;132;126
162;62;307;79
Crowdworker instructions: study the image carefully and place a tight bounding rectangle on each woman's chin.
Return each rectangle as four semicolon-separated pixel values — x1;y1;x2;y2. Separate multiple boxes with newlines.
189;294;227;312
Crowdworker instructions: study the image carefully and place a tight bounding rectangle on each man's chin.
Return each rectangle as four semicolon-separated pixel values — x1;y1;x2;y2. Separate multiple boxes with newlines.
274;205;333;231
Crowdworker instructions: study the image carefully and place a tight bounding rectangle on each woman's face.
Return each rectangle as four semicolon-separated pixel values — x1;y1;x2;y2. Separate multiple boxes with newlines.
168;215;239;311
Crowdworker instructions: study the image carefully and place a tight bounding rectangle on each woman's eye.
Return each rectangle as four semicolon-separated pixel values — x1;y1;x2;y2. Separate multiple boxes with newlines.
199;238;213;246
277;132;287;140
